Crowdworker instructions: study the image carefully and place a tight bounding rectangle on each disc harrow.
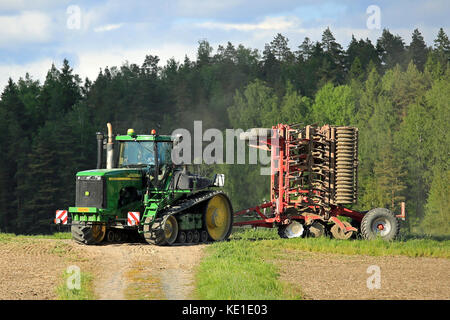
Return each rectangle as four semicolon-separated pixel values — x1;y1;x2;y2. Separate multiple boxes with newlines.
234;123;403;241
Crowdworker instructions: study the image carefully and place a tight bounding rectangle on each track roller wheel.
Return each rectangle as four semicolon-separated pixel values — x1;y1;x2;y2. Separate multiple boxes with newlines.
186;231;194;243
203;193;233;241
177;231;186;244
114;231;122;242
200;230;208;243
330;221;353;240
106;230;115;242
193;230;200;243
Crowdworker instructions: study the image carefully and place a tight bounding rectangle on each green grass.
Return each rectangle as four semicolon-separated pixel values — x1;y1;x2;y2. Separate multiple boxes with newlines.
56;270;95;300
195;228;450;300
0;232;71;242
230;228;450;258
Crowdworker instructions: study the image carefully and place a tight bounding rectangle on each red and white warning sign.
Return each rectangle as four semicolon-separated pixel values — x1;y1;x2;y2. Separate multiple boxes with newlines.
127;212;140;226
55;210;68;225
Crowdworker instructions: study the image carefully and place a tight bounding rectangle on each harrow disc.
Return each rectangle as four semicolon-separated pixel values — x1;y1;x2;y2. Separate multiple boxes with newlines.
307;221;325;238
330;221;353;240
278;220;304;238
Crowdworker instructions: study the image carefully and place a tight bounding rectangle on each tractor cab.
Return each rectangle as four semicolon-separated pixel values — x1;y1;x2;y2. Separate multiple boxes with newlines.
115;129;173;185
117;129;172;168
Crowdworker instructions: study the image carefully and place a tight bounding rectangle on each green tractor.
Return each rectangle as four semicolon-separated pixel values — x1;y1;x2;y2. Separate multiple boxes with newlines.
67;123;233;246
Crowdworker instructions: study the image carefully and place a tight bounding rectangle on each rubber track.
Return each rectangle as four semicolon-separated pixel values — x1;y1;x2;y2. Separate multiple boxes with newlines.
71;222;97;245
144;190;227;246
160;190;225;216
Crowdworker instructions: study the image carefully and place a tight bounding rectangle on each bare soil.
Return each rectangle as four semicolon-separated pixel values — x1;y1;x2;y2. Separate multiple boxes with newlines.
0;239;83;299
277;250;450;300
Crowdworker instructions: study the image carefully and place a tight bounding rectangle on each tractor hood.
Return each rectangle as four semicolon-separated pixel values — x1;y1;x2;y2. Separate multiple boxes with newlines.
76;168;144;178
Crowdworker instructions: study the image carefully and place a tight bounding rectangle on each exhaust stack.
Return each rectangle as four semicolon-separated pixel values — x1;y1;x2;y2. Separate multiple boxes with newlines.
96;132;104;169
106;123;114;169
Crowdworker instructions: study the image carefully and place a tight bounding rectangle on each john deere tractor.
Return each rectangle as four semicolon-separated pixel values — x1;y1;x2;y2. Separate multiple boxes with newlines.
68;124;233;246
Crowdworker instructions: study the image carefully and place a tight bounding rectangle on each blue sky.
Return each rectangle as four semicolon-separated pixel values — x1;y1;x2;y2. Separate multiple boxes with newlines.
1;0;448;89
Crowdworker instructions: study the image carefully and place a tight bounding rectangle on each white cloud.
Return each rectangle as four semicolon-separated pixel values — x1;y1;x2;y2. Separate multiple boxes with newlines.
197;16;303;32
94;23;124;33
0;11;52;47
74;43;198;80
0;58;54;90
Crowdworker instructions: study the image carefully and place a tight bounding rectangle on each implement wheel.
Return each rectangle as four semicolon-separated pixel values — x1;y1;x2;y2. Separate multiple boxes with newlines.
361;208;399;240
203;194;233;241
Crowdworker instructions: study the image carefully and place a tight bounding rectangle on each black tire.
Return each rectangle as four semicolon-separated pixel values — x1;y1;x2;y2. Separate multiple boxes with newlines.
361;208;399;240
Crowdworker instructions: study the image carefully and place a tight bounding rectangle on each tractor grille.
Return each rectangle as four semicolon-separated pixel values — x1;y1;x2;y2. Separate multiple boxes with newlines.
75;176;106;208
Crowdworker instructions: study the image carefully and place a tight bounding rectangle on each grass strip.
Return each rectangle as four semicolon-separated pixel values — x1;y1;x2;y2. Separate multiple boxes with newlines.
195;239;302;300
0;232;72;243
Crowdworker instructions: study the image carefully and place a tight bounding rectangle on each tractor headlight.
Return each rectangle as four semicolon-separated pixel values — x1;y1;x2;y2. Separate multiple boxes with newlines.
77;175;102;181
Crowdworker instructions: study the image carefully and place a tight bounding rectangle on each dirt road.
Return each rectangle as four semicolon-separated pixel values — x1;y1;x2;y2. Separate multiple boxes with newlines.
0;238;204;300
76;242;205;300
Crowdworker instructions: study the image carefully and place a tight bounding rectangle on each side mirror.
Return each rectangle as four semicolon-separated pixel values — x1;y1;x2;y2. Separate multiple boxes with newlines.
213;174;225;187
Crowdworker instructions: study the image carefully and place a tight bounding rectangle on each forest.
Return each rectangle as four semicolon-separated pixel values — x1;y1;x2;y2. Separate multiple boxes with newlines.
0;27;448;235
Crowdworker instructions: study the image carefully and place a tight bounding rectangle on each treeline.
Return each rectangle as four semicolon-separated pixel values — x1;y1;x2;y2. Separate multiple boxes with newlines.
0;27;448;235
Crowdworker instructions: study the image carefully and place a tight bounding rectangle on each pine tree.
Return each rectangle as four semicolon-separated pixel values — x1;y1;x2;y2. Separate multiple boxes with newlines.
434;28;450;62
320;27;346;83
408;29;428;71
377;29;406;70
269;33;294;62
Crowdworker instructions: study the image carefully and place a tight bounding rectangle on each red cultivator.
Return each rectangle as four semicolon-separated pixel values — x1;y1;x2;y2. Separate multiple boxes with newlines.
233;123;405;240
